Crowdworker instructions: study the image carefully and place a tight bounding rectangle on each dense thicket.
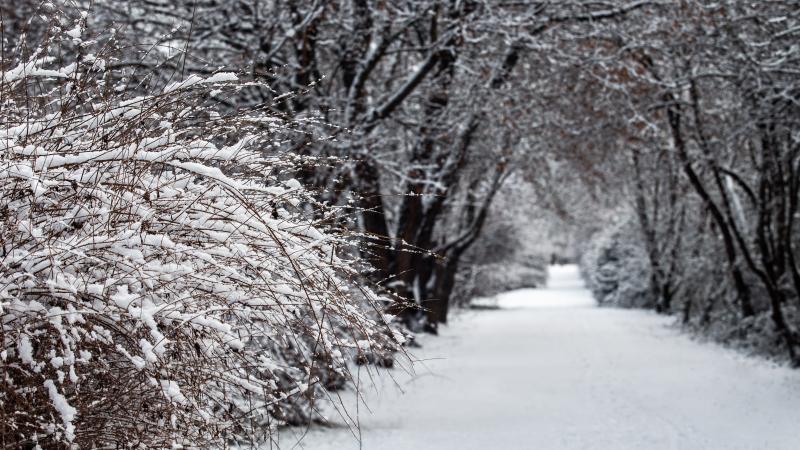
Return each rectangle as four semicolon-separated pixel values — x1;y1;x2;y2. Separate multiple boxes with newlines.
0;8;401;447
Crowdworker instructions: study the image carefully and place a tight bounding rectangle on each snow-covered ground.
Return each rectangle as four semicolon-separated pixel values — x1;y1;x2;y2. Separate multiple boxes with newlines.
285;265;800;450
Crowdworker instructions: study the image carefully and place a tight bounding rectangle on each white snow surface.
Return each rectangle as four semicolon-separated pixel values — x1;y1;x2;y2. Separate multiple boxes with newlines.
289;265;800;450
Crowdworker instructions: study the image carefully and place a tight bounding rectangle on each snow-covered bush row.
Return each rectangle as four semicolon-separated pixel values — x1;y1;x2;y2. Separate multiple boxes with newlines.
580;209;800;362
460;262;547;305
580;212;653;309
453;179;553;305
0;11;402;448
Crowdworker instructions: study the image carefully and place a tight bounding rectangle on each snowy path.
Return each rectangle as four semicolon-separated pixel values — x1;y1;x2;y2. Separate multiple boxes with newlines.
286;265;800;450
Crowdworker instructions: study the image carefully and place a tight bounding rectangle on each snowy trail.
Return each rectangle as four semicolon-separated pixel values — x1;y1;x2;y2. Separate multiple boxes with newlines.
287;265;800;450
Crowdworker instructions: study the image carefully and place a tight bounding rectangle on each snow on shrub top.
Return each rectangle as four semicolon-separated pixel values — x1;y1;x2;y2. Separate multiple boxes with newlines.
1;8;401;448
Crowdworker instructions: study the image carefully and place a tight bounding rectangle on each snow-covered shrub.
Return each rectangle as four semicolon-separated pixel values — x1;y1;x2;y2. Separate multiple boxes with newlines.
461;261;548;304
1;10;402;448
454;181;551;305
580;214;653;309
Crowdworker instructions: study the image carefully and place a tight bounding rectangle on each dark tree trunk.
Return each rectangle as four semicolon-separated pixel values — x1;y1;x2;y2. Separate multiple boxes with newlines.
664;99;756;318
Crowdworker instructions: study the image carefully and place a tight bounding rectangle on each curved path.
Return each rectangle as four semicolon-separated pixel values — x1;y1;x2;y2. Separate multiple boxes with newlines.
289;265;800;450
